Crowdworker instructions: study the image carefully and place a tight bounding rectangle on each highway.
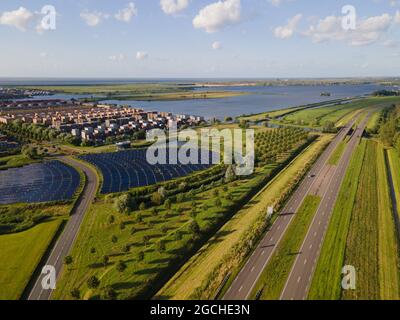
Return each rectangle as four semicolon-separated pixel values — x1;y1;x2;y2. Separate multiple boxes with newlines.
27;157;98;300
280;115;369;300
223;117;358;300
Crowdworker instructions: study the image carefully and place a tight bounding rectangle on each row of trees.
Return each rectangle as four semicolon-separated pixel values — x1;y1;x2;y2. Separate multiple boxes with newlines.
379;105;400;152
0;120;80;145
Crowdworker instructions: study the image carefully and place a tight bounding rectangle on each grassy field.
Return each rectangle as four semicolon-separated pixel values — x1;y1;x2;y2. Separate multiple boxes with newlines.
0;218;64;300
52;163;282;300
155;135;332;300
328;141;347;165
0;154;36;170
308;140;367;300
250;195;321;300
280;97;400;128
376;144;400;299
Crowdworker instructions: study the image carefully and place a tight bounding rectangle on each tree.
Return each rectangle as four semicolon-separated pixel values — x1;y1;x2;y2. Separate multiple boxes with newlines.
119;222;126;230
90;247;96;254
114;193;136;214
108;215;115;224
116;260;127;273
64;255;73;266
139;202;147;210
151;192;164;206
137;250;145;261
70;288;81;300
156;240;166;253
101;286;117;300
111;235;118;243
102;255;109;267
225;165;236;182
164;199;172;210
225;116;233;122
214;198;222;207
87;275;100;289
322;121;337;133
143;235;150;245
189;220;200;234
122;245;130;253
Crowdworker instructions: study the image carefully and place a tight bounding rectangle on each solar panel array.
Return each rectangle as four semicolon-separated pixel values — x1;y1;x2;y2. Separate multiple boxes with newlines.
0;161;80;204
80;148;213;194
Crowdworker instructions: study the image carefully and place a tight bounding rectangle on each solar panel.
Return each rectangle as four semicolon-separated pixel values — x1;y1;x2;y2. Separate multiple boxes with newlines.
0;160;80;204
80;148;214;194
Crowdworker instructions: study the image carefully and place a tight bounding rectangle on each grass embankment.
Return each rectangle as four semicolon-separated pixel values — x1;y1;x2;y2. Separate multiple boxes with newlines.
0;218;63;300
328;141;347;165
156;135;332;300
309;140;400;300
387;149;400;218
250;195;321;300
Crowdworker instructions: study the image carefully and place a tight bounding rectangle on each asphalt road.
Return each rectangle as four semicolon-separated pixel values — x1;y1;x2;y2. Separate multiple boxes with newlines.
223;118;357;300
27;157;98;300
280;115;369;300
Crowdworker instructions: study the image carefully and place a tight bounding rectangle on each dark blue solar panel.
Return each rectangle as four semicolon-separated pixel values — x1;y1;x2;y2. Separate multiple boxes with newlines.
0;160;81;204
79;148;214;194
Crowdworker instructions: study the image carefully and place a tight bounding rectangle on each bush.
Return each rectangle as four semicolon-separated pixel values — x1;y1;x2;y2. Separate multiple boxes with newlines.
87;276;100;289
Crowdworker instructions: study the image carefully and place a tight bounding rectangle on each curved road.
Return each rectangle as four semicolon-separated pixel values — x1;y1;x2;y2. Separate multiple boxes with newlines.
27;157;98;300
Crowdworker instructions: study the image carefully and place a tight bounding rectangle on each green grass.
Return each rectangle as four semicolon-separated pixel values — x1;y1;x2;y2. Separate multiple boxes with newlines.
0;154;36;170
250;195;321;300
328;141;347;165
376;144;400;299
0;218;64;300
387;149;400;218
308;139;367;300
52;170;274;300
280;97;400;128
156;135;331;300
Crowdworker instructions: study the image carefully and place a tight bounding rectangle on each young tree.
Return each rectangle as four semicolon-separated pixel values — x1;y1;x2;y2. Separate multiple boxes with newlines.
137;250;145;261
64;255;73;266
70;288;81;300
111;235;118;244
87;275;100;289
102;255;109;267
101;286;117;300
116;260;127;273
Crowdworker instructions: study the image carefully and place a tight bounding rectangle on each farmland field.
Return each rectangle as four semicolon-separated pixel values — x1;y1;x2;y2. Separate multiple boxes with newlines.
0;218;64;300
53;128;314;300
250;195;321;300
387;149;400;219
156;135;332;300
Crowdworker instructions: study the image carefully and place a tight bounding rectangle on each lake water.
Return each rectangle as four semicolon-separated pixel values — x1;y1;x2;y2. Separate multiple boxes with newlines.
101;84;389;119
7;81;393;120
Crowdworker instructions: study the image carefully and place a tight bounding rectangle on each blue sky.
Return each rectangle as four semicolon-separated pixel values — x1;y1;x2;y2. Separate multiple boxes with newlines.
0;0;399;78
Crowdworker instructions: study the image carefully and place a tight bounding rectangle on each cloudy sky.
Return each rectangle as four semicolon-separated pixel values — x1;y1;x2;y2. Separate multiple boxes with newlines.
0;0;400;78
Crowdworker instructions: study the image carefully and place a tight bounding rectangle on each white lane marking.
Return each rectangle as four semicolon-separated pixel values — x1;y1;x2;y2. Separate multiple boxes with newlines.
261;250;265;256
239;286;243;292
297;277;301;283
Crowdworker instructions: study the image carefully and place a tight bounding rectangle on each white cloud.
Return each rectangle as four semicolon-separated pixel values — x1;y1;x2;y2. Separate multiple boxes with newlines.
136;51;148;60
160;0;189;15
395;10;400;24
274;14;302;39
39;52;48;58
212;41;222;49
109;54;126;61
383;39;400;48
0;7;33;31
193;0;241;33
268;0;295;7
304;13;392;46
80;11;109;27
115;2;138;22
